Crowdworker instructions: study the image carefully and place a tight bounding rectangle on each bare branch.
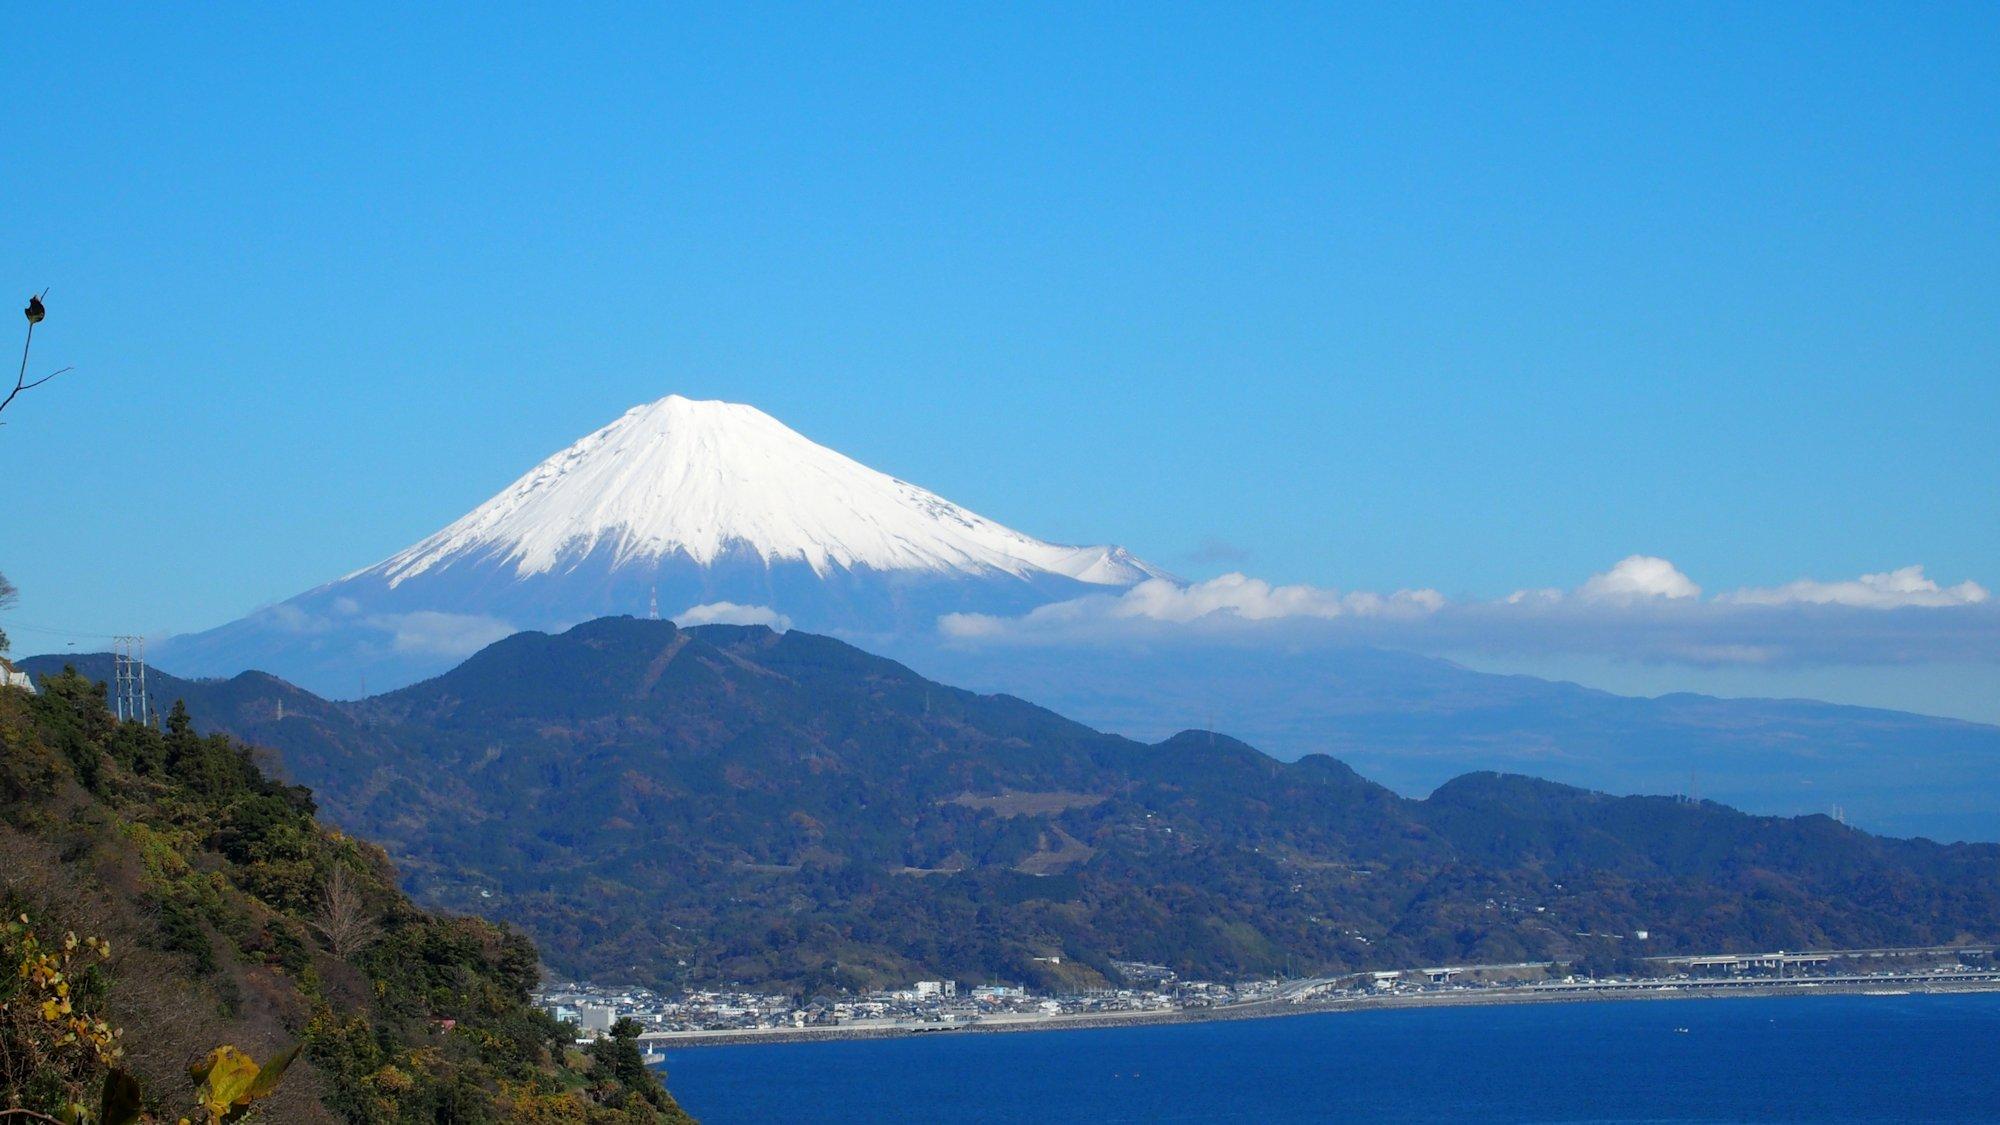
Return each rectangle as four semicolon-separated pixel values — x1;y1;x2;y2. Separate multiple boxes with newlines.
3;289;72;422
17;366;72;393
311;865;381;959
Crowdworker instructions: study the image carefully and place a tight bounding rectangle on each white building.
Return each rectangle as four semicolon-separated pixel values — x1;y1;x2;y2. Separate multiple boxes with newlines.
575;1003;618;1033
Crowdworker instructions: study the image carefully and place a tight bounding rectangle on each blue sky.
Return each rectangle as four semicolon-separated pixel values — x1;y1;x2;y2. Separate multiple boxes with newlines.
4;5;1997;715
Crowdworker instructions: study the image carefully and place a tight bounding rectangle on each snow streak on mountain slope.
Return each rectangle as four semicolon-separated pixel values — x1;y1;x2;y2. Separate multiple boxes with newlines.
369;395;1166;586
150;395;1166;695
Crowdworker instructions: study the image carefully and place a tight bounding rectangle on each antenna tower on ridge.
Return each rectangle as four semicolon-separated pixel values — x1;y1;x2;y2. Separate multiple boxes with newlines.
649;585;660;620
112;635;150;726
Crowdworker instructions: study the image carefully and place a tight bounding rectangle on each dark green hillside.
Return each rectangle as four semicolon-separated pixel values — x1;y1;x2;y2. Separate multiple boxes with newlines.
0;669;693;1123
34;618;2000;996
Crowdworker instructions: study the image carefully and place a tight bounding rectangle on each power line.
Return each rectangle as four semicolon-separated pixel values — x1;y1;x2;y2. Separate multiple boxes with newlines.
0;621;127;641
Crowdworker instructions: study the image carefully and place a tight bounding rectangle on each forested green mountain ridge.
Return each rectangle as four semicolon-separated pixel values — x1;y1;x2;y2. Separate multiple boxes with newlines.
0;666;694;1122
32;617;2000;996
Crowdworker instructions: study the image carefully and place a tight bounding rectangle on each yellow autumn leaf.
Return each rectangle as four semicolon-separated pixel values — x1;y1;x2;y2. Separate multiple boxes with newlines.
192;1045;263;1114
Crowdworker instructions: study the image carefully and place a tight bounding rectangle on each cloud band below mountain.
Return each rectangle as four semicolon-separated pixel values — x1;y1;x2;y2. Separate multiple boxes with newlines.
939;557;1996;667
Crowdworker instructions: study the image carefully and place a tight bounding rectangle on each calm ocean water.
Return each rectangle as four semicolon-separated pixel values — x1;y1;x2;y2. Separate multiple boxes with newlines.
658;992;2000;1123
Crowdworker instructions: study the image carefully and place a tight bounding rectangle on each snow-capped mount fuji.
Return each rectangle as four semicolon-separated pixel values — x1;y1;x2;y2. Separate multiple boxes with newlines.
374;394;1163;589
154;394;1169;696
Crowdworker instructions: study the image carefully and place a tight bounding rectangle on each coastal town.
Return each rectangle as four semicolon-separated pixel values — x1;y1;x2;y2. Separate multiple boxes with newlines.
536;945;2000;1050
537;959;1254;1041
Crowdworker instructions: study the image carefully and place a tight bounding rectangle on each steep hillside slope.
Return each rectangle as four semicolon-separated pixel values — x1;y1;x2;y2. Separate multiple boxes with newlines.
0;671;693;1122
41;619;2000;996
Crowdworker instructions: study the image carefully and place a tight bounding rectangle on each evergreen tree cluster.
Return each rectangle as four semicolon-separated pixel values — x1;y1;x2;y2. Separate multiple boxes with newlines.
1;668;695;1123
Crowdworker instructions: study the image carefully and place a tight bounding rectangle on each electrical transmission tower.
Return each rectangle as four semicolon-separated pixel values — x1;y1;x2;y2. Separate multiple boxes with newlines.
113;635;151;726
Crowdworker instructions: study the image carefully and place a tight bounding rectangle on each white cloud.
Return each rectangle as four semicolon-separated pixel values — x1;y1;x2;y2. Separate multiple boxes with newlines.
1721;565;1989;609
251;601;514;657
935;612;1010;639
1341;587;1449;615
939;557;1997;668
1112;575;1346;622
674;601;792;631
1576;555;1701;602
368;611;517;657
262;602;332;634
940;574;1443;639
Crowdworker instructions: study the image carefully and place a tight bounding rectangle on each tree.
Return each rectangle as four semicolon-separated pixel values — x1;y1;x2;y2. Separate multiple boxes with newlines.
3;290;72;423
310;865;381;959
0;570;14;653
586;1017;675;1112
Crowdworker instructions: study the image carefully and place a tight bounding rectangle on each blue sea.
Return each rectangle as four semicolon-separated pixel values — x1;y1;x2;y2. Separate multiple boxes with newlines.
658;993;2000;1122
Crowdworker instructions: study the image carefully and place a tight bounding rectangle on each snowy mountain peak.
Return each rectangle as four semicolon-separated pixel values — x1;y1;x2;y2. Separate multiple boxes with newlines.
367;394;1167;587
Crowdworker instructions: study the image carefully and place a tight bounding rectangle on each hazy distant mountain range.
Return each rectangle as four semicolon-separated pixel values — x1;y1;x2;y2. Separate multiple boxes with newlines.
26;619;2000;993
907;640;2000;843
